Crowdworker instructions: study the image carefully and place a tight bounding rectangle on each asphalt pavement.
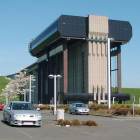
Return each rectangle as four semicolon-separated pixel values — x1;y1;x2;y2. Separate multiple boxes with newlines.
0;111;140;140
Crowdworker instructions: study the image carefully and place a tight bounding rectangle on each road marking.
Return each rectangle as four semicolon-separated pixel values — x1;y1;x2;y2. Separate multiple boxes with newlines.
15;128;33;139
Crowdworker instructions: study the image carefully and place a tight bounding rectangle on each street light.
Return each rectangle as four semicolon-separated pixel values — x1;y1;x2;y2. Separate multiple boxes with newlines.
107;38;114;109
48;74;62;115
29;75;36;103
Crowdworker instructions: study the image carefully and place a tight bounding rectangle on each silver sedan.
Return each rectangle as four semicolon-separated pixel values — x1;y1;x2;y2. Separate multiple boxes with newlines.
69;102;89;115
3;101;42;126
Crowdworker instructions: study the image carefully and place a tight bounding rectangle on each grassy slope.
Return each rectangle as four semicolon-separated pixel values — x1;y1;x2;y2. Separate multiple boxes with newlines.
0;76;10;103
0;76;10;93
121;88;140;104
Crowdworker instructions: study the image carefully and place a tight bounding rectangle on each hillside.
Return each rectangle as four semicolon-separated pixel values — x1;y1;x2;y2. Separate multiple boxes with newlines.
0;76;10;93
121;88;140;104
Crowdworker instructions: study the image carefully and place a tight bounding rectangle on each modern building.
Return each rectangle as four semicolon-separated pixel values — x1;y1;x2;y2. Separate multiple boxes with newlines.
28;15;132;104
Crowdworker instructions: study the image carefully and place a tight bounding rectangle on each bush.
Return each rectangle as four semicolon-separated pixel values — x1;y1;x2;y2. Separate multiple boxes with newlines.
112;108;129;116
89;103;108;111
57;119;71;126
83;120;98;126
71;119;81;126
130;108;140;115
34;104;50;110
111;104;131;110
57;119;98;127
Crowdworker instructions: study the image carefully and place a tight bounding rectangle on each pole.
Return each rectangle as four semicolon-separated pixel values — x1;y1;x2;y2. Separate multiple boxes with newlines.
54;75;57;115
5;93;8;105
107;38;111;109
29;75;32;103
24;91;26;102
132;96;135;117
113;97;116;104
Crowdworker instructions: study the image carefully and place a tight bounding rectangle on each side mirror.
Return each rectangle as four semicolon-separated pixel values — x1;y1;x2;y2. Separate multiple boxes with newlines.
36;108;40;111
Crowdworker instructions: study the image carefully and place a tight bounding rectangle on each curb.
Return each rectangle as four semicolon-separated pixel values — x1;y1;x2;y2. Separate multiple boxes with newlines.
92;114;140;119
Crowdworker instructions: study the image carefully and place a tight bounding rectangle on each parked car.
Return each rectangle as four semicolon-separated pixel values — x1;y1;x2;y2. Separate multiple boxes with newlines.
69;102;89;115
3;101;42;126
0;103;5;111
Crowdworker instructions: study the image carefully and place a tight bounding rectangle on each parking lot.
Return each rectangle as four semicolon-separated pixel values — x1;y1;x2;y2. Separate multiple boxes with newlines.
0;111;140;140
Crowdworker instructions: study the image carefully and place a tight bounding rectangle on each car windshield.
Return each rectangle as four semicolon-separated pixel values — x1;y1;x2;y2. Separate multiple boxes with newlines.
75;103;86;107
12;103;34;110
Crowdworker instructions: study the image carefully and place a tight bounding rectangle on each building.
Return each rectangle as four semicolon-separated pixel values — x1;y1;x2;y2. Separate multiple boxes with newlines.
28;15;132;104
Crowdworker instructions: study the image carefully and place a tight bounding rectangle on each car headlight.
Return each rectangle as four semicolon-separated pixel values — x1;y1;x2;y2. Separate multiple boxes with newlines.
14;114;22;118
76;109;81;112
36;114;42;119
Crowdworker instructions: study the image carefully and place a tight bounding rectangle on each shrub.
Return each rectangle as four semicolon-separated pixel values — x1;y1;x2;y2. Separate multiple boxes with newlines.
64;120;71;126
57;119;71;126
57;119;64;126
111;104;131;110
34;104;50;110
81;121;87;126
81;120;98;126
89;103;108;111
71;119;81;126
85;120;98;126
57;119;98;127
112;108;129;116
130;108;140;115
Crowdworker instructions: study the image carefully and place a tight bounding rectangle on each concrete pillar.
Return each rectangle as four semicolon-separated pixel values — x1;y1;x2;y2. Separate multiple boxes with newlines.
88;15;109;102
117;46;122;93
63;46;68;94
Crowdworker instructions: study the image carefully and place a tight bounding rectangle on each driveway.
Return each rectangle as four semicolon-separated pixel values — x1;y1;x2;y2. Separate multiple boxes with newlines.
0;111;140;140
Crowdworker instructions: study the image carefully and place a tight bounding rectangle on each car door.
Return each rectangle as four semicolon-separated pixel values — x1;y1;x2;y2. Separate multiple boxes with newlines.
4;103;12;121
72;104;76;113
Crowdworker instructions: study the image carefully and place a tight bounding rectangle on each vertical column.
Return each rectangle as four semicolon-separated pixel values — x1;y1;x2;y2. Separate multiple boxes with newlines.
88;15;108;103
63;45;68;94
38;64;41;104
117;46;122;93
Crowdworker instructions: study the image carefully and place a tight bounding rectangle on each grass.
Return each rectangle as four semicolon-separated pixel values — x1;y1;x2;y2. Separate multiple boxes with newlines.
0;76;10;103
112;87;140;104
0;76;10;93
121;88;140;104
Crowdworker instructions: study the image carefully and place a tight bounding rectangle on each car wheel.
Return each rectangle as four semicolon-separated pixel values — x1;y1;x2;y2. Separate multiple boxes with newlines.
69;110;72;114
75;110;78;115
3;116;6;122
9;116;13;126
3;113;6;121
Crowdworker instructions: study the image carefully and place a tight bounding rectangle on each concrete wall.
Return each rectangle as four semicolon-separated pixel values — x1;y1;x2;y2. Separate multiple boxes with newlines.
88;15;109;103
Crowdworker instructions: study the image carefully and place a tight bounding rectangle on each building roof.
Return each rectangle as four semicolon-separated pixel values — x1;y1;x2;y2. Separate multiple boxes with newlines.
29;15;132;57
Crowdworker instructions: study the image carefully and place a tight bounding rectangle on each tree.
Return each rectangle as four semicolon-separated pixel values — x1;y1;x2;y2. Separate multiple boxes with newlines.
1;71;30;103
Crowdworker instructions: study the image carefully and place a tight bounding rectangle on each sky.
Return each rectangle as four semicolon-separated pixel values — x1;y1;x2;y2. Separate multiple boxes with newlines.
0;0;139;88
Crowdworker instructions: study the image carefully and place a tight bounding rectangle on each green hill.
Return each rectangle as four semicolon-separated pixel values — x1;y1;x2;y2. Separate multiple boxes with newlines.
0;76;10;94
121;88;140;104
0;76;10;103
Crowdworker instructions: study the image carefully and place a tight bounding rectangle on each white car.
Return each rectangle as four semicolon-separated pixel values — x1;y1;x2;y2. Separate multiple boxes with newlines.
69;102;89;115
3;101;42;126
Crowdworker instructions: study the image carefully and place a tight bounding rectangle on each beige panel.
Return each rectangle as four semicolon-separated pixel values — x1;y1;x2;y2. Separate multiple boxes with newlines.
89;15;108;34
88;15;108;103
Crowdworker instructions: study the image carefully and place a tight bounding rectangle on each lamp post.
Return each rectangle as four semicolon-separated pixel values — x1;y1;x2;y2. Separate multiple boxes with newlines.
48;74;62;115
107;38;113;109
29;75;32;103
29;75;36;103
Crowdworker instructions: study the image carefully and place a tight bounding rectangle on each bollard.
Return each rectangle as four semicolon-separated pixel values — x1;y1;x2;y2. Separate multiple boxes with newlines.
57;109;64;120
